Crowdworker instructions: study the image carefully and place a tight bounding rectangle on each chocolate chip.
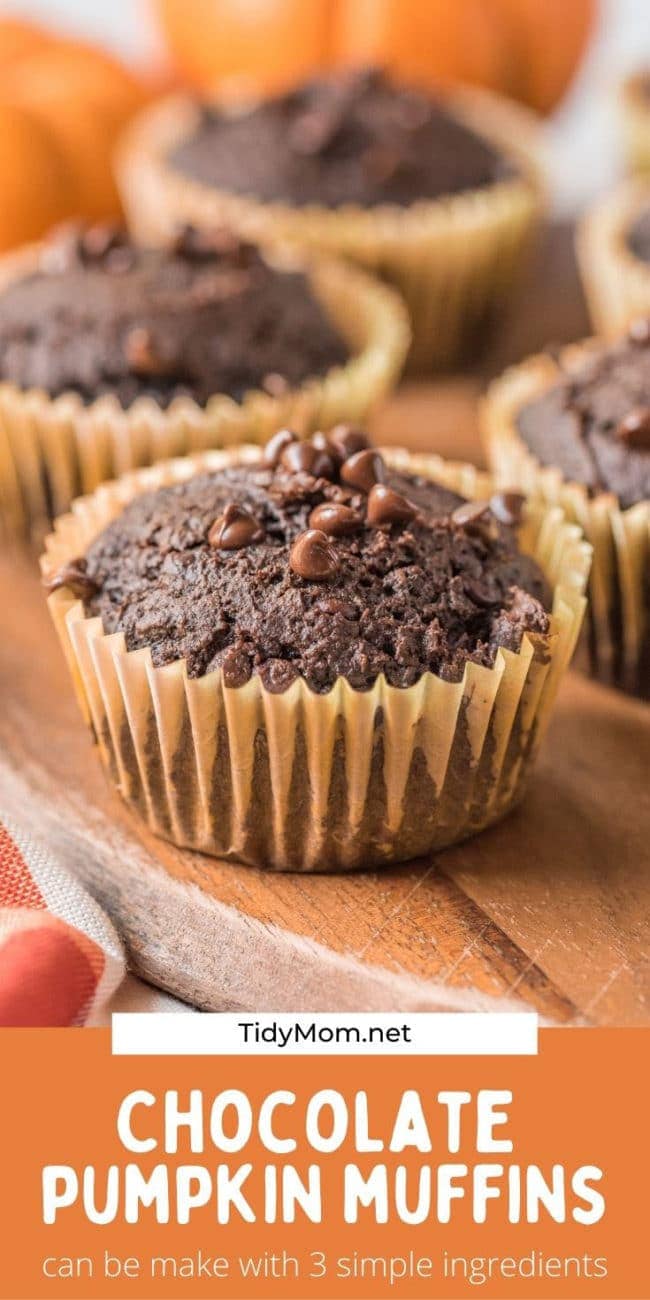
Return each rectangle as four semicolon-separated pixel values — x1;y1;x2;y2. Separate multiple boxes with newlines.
309;502;363;536
489;491;526;527
81;223;124;259
327;424;370;462
288;106;344;156
615;406;650;448
627;317;650;346
264;428;298;466
451;500;491;530
104;247;136;274
39;221;85;274
362;144;400;184
464;577;502;608
174;225;240;261
281;441;336;479
125;327;176;377
395;94;432;132
208;502;264;549
310;430;333;455
340;448;386;493
262;372;289;398
367;483;417;527
44;557;98;599
289;529;339;581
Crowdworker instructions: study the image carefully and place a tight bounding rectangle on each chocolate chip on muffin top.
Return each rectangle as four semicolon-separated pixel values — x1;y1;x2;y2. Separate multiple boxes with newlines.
170;66;517;209
516;322;650;509
0;223;348;409
58;429;550;694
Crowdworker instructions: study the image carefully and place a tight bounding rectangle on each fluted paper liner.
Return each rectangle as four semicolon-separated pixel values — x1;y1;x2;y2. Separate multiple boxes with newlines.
620;74;650;177
0;242;409;542
484;348;650;698
117;86;545;372
41;447;589;871
577;179;650;336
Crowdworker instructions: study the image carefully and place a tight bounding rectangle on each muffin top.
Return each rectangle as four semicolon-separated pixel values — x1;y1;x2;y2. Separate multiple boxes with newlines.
0;224;348;408
516;323;650;509
50;429;550;694
627;205;650;263
170;67;516;209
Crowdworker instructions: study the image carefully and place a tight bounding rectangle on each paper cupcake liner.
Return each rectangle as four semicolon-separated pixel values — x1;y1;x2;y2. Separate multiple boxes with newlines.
576;179;650;336
117;86;545;372
0;242;409;543
620;74;650;177
483;348;650;698
41;446;589;872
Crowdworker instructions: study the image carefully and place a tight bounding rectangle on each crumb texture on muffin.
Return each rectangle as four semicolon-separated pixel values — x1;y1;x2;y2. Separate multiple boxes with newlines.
77;430;549;693
0;224;348;408
170;67;517;209
516;325;650;508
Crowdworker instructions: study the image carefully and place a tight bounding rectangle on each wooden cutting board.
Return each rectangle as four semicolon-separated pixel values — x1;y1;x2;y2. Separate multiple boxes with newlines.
1;225;648;1026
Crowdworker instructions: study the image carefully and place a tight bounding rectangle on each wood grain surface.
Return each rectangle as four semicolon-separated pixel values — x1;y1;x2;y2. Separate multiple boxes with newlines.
0;225;648;1025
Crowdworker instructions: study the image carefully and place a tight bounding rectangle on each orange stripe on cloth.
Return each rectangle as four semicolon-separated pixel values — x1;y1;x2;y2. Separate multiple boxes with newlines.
0;823;45;909
0;919;105;1027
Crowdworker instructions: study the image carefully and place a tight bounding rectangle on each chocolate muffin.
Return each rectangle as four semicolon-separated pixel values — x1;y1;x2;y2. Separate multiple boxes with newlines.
577;178;650;340
485;328;650;697
0;224;347;408
0;222;408;537
77;429;550;692
118;69;543;370
170;68;517;209
515;324;650;511
43;432;589;871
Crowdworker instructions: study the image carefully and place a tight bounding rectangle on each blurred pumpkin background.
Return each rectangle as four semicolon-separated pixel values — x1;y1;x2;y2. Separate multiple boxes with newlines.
0;0;647;249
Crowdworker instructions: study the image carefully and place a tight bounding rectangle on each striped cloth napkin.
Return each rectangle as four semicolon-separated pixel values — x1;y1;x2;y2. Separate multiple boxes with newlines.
0;811;187;1025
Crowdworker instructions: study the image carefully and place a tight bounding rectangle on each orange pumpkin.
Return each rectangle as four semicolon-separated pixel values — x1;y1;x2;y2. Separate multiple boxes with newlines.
0;102;74;251
152;0;596;113
0;16;54;68
0;33;154;240
3;87;124;221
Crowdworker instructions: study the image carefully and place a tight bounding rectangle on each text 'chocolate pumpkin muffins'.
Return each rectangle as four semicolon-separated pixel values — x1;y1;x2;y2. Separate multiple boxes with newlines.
42;430;589;871
484;324;650;697
117;68;544;371
0;221;409;538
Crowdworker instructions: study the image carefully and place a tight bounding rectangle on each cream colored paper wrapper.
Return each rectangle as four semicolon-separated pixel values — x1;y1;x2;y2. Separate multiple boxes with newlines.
576;179;650;336
41;447;589;872
117;86;545;372
484;348;650;698
0;242;409;542
620;74;650;177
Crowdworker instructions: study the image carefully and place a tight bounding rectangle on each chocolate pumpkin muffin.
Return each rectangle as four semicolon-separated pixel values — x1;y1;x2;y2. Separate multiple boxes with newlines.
0;224;348;408
169;68;517;208
577;179;650;337
485;325;650;697
118;68;543;370
43;431;589;871
77;430;550;692
0;222;409;538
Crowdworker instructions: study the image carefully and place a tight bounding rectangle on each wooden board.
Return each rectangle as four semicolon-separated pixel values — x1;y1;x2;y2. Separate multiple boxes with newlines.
0;224;648;1026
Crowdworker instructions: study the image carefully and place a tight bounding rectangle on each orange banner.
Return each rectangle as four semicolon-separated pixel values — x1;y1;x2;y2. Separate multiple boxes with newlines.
0;1028;646;1299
